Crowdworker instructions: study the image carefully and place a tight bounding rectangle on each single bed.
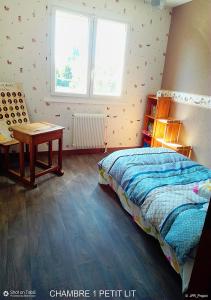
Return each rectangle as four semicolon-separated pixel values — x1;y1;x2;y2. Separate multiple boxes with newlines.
98;147;211;292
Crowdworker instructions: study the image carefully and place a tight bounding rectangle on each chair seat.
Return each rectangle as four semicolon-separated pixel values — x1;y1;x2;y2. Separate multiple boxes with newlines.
0;138;19;147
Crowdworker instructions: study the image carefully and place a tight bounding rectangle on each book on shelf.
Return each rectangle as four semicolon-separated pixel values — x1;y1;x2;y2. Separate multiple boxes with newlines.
150;104;156;117
147;121;154;134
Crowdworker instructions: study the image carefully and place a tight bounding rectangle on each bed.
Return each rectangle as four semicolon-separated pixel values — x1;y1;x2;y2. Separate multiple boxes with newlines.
98;147;211;292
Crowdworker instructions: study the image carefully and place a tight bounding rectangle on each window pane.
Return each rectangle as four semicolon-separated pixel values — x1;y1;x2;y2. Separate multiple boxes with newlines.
54;10;89;95
93;19;127;97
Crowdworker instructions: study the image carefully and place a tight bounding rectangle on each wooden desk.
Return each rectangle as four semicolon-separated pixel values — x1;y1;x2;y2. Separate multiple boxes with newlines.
10;122;64;188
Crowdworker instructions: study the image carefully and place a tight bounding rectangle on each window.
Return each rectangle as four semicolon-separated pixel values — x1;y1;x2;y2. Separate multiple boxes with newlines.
93;19;127;96
52;8;127;98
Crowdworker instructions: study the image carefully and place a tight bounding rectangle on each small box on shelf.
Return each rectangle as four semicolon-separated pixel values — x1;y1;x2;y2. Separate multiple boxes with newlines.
153;118;182;143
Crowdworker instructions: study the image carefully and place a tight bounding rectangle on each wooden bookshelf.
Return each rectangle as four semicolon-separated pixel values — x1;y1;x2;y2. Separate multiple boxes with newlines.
141;94;192;157
142;95;171;147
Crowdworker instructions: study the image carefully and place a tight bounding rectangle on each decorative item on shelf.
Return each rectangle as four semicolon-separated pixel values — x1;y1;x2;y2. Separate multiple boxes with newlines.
143;137;151;147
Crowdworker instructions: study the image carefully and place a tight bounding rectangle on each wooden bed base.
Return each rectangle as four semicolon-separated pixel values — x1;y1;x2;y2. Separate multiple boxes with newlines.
186;198;211;298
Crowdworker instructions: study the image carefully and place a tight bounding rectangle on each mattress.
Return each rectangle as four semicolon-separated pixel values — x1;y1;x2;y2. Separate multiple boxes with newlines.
98;147;211;292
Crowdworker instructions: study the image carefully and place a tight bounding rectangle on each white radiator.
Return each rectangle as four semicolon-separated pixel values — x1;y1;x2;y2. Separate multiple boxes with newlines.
72;113;106;149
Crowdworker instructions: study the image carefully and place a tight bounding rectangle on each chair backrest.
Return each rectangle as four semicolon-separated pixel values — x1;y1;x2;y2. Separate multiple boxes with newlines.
0;82;30;144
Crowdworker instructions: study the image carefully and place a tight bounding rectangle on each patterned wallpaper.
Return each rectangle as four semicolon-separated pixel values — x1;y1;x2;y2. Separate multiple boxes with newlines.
157;90;211;109
0;0;171;149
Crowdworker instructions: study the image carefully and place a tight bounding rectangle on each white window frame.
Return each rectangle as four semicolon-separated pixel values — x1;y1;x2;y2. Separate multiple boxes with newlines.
51;7;128;100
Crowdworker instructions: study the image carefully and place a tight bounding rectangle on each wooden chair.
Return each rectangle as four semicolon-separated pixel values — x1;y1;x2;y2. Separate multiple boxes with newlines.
0;82;30;172
0;83;64;187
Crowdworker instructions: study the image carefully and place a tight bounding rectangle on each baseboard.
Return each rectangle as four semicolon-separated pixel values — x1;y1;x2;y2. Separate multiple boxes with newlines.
62;146;139;155
107;146;138;152
0;146;139;161
63;148;105;155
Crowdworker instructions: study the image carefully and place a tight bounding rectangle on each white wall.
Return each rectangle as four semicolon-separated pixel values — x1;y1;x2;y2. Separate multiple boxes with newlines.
170;101;211;168
162;0;211;95
157;89;211;168
0;0;171;150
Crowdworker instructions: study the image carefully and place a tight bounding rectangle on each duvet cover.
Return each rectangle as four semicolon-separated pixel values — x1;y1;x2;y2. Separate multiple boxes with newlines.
98;147;211;291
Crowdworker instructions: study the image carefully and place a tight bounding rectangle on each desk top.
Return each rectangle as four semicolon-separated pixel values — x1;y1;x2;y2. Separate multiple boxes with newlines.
12;122;65;136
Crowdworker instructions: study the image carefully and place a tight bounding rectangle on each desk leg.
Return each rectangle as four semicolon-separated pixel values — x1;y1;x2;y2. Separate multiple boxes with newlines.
3;146;9;172
48;141;53;167
19;142;25;178
25;144;29;161
29;142;37;187
34;145;38;164
56;136;64;176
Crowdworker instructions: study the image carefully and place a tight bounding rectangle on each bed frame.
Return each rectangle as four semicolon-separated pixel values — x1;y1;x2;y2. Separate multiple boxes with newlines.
187;197;211;297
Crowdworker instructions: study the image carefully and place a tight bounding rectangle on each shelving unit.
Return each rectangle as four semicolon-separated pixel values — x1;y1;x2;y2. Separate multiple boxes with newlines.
142;94;192;157
142;95;171;147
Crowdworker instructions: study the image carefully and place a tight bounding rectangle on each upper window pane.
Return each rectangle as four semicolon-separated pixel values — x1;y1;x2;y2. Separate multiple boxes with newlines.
93;19;127;97
54;10;89;95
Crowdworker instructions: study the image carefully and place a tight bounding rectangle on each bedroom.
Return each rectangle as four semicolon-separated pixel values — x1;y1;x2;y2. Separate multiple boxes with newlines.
0;0;210;299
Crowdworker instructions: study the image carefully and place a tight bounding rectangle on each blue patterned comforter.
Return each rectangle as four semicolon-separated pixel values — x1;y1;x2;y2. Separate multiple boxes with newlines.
98;148;211;264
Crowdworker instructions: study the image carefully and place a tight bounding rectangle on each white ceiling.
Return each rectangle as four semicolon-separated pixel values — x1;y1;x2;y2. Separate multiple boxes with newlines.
165;0;192;7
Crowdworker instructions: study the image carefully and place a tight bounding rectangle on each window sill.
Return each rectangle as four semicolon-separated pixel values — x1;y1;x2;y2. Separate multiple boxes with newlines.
43;96;128;105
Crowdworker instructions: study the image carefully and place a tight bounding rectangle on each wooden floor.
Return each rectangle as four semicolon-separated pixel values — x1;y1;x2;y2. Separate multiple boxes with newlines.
0;154;182;300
